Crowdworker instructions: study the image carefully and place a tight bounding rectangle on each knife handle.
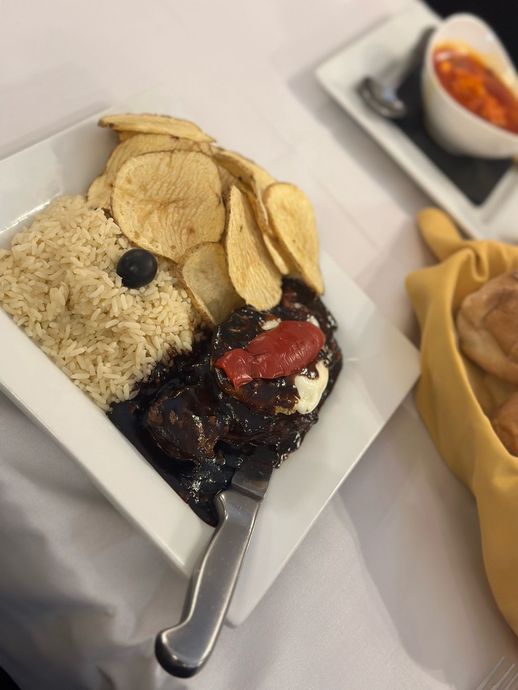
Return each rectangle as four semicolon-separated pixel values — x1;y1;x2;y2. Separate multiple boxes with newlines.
155;488;260;678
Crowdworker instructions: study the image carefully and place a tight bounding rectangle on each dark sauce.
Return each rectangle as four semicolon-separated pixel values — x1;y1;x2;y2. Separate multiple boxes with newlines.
109;279;342;525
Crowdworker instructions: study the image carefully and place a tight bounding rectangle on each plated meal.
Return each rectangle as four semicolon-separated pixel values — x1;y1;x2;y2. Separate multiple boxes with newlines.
0;113;342;525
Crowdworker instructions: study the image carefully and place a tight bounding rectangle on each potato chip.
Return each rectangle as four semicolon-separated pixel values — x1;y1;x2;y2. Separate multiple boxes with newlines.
262;233;291;275
87;134;206;210
264;183;324;294
87;176;110;213
99;113;214;142
247;193;272;238
225;186;281;310
213;148;274;190
217;164;238;199
181;242;243;324
111;151;225;262
213;148;275;236
214;153;290;272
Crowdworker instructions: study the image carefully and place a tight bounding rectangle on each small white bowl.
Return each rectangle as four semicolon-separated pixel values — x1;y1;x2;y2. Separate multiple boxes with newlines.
422;13;518;158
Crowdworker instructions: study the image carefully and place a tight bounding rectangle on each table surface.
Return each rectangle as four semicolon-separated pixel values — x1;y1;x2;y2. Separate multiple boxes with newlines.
1;0;518;688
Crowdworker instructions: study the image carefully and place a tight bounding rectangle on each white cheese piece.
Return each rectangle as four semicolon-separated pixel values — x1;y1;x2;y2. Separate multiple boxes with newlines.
261;318;281;331
293;361;329;414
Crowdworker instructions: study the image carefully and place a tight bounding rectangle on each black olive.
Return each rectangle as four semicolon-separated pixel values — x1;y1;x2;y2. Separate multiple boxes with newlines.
117;248;158;288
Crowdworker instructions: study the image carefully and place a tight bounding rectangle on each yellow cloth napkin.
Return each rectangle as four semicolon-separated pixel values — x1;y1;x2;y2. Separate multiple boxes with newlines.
406;209;518;638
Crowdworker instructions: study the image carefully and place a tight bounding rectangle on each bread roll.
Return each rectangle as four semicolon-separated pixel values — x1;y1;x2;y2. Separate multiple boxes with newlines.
491;392;518;455
457;271;518;384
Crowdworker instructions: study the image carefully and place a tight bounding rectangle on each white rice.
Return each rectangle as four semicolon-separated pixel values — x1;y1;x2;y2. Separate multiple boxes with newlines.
0;196;196;409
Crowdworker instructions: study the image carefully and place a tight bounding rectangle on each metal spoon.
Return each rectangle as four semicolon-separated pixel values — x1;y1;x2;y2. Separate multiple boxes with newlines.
357;27;434;120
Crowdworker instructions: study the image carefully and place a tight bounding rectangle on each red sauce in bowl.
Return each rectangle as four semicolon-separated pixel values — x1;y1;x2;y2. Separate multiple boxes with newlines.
433;44;518;134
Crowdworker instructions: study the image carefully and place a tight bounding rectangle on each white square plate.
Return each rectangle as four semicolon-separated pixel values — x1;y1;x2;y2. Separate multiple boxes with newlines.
0;91;420;625
316;2;518;243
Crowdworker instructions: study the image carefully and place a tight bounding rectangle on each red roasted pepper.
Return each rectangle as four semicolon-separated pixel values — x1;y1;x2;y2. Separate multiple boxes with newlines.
215;320;325;388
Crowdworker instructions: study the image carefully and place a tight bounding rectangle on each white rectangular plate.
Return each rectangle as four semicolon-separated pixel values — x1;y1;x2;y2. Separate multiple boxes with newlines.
316;3;518;243
0;91;420;625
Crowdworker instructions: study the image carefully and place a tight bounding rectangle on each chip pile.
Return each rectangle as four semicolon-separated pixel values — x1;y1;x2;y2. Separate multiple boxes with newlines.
88;113;324;324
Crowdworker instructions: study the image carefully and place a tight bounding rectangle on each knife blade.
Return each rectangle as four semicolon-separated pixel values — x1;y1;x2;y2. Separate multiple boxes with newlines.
154;458;273;678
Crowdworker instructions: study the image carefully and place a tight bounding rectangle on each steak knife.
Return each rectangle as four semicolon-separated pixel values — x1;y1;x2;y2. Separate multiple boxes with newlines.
155;458;273;677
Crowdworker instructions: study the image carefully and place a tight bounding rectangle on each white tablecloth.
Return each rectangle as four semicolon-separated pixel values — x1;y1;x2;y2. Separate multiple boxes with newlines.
1;1;518;688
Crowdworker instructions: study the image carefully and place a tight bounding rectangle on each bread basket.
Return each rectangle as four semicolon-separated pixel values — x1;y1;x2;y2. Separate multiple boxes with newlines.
406;209;518;638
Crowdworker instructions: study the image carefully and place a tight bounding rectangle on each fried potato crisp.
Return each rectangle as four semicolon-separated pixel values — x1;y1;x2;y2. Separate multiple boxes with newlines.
99;113;214;142
181;243;242;324
213;149;274;190
213;148;275;236
117;131;135;142
262;233;291;275
89;113;325;321
87;134;206;210
111;150;225;262
212;149;292;274
225;186;281;310
217;164;238;199
264;182;324;294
